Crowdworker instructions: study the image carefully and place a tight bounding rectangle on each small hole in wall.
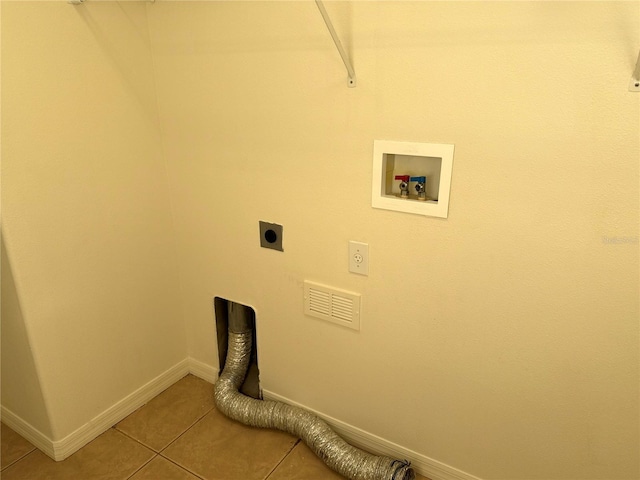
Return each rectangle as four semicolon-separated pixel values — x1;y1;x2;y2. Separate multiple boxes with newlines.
214;297;261;399
264;229;277;244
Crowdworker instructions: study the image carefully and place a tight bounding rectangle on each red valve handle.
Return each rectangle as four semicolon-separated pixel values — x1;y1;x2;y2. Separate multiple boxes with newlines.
394;175;410;182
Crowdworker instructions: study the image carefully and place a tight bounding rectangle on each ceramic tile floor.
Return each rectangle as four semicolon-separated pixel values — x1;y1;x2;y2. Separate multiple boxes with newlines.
1;375;429;480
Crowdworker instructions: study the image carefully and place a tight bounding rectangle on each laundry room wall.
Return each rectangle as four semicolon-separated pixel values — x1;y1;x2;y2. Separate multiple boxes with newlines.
147;2;639;479
1;1;186;445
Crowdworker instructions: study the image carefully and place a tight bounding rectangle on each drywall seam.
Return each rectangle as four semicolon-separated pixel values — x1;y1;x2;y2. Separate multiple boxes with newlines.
263;390;482;480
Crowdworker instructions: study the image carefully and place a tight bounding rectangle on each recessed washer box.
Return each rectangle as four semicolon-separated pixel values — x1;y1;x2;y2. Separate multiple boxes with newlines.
372;140;454;218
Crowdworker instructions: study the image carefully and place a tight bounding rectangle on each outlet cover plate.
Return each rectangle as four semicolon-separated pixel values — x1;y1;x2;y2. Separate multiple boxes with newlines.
349;241;369;276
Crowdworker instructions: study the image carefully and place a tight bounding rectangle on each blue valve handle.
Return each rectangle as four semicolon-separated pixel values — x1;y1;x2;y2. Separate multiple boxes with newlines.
410;176;426;183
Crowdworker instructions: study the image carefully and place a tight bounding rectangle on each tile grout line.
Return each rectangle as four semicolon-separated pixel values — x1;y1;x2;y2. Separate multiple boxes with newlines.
153;407;217;479
113;426;160;454
123;452;158;480
159;454;208;480
104;427;158;480
263;438;302;480
1;447;38;473
113;404;215;455
158;405;216;454
116;408;214;480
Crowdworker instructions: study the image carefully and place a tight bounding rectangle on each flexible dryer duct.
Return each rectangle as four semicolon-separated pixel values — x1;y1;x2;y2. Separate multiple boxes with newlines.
214;303;415;480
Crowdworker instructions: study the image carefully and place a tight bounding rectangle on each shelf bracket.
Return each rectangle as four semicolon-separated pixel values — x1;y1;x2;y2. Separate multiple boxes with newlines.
315;0;356;88
629;49;640;92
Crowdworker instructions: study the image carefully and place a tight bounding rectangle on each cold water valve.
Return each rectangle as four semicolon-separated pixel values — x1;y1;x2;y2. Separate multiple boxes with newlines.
394;175;410;199
411;176;427;201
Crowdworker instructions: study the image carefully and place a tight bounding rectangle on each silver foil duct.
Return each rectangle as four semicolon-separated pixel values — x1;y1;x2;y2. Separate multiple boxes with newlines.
214;304;415;480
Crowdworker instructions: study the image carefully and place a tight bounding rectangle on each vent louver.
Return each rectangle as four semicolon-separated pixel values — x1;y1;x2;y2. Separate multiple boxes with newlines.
304;281;360;331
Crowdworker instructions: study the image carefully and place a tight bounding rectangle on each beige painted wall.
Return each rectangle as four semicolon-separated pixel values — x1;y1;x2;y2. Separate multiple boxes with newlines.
1;2;186;441
0;0;51;439
1;239;53;438
1;1;637;478
148;2;639;479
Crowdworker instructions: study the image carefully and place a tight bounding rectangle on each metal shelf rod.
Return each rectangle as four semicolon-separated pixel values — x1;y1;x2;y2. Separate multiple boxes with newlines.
315;0;356;88
629;50;640;92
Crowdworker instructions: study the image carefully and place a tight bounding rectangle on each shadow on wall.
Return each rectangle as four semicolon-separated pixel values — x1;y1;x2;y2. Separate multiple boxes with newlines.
1;232;53;438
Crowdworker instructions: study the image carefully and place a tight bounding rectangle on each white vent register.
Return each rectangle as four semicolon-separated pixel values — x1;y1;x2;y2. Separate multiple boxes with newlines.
304;281;361;331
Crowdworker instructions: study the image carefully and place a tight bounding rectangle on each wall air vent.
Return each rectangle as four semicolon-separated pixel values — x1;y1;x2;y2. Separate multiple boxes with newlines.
303;281;361;331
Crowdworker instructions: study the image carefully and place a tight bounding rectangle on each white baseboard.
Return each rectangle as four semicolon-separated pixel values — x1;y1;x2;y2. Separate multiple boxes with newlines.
0;406;57;460
188;357;218;384
262;390;481;480
4;359;474;479
2;359;476;479
53;358;192;460
1;358;191;461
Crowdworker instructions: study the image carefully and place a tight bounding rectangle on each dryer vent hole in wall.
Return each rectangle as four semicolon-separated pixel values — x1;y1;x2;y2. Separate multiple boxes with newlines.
213;298;415;480
214;297;261;399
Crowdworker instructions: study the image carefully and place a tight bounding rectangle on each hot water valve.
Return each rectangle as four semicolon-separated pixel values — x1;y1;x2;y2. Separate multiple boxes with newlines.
394;175;410;199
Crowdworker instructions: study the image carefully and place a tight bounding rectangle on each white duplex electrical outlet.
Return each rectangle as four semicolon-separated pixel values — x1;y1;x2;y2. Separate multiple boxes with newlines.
349;241;369;276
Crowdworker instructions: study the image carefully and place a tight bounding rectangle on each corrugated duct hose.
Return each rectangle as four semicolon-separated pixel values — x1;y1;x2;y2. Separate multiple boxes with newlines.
214;303;415;480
